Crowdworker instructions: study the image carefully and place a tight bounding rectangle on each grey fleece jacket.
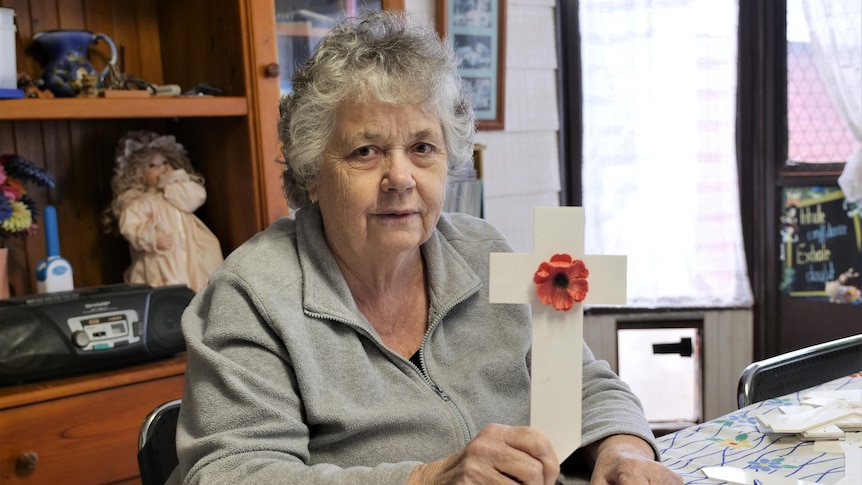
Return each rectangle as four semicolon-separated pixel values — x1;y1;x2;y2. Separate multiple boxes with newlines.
172;205;657;484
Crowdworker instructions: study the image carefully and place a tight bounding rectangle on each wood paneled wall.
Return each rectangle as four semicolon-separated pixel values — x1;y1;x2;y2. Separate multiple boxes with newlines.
8;0;166;84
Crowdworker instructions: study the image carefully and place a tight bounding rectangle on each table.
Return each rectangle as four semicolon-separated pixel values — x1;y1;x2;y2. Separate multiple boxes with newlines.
657;372;862;484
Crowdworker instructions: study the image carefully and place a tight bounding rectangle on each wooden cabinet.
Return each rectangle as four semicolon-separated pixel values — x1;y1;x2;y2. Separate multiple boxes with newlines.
0;355;186;484
0;0;287;297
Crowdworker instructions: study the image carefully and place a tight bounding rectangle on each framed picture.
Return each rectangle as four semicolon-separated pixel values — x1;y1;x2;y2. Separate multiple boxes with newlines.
436;0;506;130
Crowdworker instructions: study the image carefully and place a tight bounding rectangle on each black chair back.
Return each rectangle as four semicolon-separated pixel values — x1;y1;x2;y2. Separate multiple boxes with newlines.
737;334;862;408
138;399;182;485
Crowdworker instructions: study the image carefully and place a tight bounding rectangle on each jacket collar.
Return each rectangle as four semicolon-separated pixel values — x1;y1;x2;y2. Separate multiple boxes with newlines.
295;204;481;329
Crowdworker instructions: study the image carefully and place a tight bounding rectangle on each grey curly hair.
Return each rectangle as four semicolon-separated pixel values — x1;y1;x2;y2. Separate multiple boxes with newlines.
277;10;477;209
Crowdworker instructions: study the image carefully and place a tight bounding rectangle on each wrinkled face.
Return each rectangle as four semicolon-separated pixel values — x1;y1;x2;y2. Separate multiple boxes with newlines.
143;153;171;189
311;99;448;263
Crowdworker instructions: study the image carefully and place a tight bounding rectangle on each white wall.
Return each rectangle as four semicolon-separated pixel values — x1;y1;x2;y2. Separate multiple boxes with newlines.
406;0;562;252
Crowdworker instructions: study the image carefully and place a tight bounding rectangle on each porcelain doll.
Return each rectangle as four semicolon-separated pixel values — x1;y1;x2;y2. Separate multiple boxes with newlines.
104;130;223;292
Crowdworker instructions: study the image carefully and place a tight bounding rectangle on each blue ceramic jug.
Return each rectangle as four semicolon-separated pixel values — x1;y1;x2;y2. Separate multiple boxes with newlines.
31;30;117;97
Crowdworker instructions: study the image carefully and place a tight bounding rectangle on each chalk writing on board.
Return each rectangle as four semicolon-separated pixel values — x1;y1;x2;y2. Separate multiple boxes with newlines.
780;186;862;304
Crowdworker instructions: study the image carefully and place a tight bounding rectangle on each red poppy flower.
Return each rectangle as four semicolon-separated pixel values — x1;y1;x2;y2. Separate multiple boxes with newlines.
533;254;589;311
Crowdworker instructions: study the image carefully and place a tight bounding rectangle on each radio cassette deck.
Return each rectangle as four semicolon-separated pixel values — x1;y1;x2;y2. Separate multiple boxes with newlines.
0;284;193;385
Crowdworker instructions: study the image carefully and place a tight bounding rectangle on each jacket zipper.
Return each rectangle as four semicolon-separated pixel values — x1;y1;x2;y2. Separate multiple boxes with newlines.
414;286;479;445
305;283;479;447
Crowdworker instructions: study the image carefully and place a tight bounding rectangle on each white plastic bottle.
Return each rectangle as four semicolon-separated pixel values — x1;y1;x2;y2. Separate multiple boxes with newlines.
36;206;74;293
0;8;17;90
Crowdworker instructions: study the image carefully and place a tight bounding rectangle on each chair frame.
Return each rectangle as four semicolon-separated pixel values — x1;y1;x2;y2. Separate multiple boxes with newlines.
139;398;182;450
138;398;182;485
737;333;862;408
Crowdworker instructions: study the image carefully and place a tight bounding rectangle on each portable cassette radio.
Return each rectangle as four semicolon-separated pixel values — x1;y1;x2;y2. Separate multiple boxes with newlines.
0;284;194;385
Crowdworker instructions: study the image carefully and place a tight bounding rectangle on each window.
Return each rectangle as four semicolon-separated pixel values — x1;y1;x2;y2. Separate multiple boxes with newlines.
576;0;753;308
784;0;862;208
786;0;860;165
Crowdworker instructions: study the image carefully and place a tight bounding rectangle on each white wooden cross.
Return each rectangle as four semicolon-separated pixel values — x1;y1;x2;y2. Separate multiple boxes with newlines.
489;206;627;462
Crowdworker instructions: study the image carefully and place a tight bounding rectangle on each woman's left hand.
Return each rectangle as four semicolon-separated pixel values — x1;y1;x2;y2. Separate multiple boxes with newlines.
588;435;682;485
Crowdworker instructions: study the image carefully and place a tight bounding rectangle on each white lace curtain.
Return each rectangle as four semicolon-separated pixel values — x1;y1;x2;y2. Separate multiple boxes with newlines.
579;0;753;308
802;0;862;202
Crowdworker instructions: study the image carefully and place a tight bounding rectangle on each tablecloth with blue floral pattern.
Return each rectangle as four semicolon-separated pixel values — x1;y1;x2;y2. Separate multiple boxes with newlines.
657;372;862;484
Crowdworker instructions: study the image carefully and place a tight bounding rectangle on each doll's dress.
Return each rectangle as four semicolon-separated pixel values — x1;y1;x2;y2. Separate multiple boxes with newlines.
118;169;224;292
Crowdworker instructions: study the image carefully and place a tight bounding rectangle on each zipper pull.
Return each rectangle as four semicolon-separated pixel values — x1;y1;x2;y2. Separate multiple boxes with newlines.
432;383;451;401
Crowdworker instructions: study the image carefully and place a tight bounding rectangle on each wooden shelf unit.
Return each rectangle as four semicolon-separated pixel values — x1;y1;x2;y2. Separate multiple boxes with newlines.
0;97;249;120
0;0;287;297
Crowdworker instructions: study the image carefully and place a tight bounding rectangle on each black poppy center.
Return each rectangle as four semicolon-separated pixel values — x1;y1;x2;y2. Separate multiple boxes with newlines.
553;272;570;288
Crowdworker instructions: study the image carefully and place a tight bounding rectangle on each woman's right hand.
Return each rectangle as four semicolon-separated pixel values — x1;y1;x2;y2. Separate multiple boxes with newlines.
408;423;560;485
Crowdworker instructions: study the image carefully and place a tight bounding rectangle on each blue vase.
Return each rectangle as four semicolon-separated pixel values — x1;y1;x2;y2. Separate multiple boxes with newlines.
31;30;117;98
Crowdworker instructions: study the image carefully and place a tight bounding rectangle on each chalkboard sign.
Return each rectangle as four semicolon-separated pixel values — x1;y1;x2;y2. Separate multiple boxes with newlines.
780;186;862;303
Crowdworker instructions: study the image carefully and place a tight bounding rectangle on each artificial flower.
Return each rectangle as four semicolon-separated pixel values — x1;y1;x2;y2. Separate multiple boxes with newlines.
1;200;33;233
0;155;55;248
533;253;589;311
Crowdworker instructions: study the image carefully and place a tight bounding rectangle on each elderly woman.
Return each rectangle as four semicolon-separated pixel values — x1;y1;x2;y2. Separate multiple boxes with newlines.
173;10;680;485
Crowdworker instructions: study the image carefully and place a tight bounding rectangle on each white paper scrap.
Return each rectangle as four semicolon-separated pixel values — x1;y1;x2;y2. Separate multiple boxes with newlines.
758;404;861;433
802;390;862;406
701;466;818;485
779;405;810;415
812;440;846;455
837;416;862;431
800;424;844;440
833;441;862;485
